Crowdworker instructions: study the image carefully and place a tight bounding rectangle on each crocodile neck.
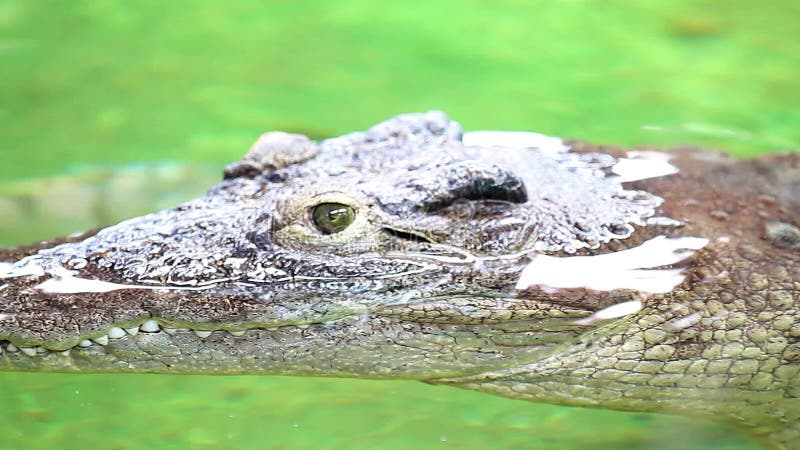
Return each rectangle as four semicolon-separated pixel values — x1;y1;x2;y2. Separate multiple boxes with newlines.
434;146;800;448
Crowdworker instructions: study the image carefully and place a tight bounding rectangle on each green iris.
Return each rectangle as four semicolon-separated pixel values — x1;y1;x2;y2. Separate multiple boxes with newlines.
311;203;356;235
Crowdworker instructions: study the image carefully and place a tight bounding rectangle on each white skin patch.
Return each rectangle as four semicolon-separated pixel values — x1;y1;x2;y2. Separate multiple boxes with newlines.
0;259;45;279
36;270;144;294
646;216;683;227
516;236;710;294
462;131;570;155
573;300;643;326
34;267;215;294
666;312;702;331
612;151;679;183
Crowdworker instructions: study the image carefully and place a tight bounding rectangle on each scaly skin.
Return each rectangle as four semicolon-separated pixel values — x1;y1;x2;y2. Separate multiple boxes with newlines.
0;112;797;448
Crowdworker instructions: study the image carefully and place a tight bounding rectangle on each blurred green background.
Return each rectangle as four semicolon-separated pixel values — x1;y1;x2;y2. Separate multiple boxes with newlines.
1;0;798;448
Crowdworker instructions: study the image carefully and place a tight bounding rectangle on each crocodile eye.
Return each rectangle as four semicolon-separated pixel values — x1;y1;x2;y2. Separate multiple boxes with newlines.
311;203;356;234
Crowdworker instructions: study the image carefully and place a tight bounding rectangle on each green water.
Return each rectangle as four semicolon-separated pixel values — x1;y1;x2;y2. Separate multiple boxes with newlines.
2;0;799;448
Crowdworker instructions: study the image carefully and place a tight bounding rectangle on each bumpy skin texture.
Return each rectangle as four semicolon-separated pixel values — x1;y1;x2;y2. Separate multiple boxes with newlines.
0;112;798;449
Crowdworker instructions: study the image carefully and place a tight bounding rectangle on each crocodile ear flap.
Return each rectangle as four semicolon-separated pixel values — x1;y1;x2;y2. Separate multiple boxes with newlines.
420;162;528;212
224;132;320;179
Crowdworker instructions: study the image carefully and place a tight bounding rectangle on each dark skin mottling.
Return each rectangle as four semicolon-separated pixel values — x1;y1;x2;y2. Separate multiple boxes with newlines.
0;112;798;449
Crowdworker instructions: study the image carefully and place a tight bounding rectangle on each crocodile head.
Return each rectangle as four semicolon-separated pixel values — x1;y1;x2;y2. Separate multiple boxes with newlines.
2;112;799;448
0;111;674;376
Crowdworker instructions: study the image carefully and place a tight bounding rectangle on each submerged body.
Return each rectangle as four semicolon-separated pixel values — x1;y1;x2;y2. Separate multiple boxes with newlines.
0;112;798;448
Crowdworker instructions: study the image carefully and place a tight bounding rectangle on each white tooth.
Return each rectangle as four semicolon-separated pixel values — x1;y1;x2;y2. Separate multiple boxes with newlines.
36;346;47;353
78;339;92;347
7;344;18;352
228;330;246;337
60;350;71;357
266;327;278;331
193;330;213;338
125;327;139;336
140;320;160;332
92;335;109;346
20;347;36;357
108;327;126;339
163;327;177;335
297;324;310;329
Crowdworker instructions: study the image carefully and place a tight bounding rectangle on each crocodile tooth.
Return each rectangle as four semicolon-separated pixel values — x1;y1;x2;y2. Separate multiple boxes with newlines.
60;350;71;357
140;320;160;333
163;327;178;335
7;344;18;352
125;326;139;336
266;327;278;331
36;346;47;353
193;330;212;338
108;327;126;339
78;339;92;347
20;347;37;357
297;324;310;329
228;330;246;337
93;335;109;346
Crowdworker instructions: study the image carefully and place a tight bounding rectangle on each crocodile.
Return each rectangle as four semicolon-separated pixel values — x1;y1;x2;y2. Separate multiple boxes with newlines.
0;112;798;449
